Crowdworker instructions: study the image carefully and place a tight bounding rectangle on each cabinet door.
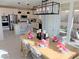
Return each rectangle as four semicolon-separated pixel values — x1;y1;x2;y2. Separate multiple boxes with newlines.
14;24;20;35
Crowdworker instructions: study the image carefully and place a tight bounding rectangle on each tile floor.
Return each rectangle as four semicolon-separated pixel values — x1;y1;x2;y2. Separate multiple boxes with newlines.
0;30;24;59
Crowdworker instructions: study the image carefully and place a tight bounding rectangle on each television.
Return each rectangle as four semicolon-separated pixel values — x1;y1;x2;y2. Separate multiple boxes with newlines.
21;15;27;18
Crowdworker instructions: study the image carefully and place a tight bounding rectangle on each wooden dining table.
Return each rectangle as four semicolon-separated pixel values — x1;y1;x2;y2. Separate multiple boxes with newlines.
20;34;77;59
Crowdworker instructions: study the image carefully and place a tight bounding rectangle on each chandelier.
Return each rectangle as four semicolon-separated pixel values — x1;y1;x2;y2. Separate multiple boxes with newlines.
33;0;60;15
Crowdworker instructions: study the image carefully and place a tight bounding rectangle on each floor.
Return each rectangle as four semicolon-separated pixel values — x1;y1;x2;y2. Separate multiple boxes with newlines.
0;30;24;59
0;30;79;59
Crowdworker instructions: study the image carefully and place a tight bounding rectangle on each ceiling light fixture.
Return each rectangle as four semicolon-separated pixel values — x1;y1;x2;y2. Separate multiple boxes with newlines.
42;0;48;2
27;3;30;5
18;2;21;4
17;2;21;14
33;0;60;15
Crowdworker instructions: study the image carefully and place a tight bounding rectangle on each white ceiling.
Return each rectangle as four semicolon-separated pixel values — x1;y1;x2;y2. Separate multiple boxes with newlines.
0;0;79;9
0;0;42;9
61;1;79;11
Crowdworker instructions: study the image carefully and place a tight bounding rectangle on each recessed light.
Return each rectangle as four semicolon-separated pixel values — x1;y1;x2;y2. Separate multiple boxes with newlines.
18;11;21;14
42;0;48;2
18;2;21;4
27;4;30;5
27;12;30;14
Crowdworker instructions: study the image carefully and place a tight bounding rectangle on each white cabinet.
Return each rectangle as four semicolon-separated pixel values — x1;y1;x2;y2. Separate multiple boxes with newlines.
14;24;20;35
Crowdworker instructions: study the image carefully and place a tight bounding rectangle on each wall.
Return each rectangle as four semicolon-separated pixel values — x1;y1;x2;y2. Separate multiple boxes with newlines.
41;15;60;37
60;11;79;31
0;15;3;40
0;7;34;20
0;7;34;40
41;6;61;37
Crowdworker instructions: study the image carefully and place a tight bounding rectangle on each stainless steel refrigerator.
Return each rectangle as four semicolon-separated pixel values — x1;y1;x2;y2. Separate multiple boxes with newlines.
8;14;17;31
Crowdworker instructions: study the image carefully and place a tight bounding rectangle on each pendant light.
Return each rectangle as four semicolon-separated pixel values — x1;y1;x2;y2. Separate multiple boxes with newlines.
33;0;60;15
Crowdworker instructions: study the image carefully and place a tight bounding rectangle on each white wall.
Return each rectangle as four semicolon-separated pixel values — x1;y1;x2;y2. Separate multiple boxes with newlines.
0;7;35;40
0;7;34;20
60;11;79;31
0;15;3;40
41;14;61;37
40;7;61;37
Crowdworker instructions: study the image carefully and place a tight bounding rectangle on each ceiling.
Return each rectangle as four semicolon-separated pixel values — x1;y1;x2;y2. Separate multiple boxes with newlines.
0;0;79;10
61;1;79;11
0;0;42;9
